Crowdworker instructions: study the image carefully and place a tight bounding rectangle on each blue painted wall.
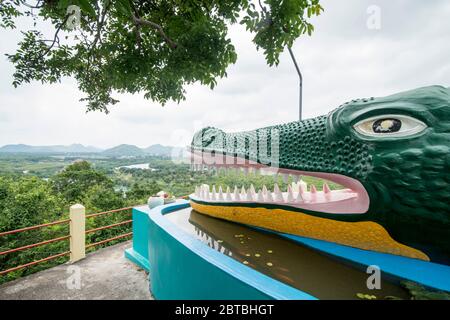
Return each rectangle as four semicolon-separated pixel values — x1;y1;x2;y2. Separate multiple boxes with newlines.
126;201;450;298
125;201;316;300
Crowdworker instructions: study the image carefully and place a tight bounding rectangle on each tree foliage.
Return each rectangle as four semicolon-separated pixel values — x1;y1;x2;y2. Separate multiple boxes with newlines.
0;161;130;283
52;160;112;202
1;0;323;112
0;154;341;283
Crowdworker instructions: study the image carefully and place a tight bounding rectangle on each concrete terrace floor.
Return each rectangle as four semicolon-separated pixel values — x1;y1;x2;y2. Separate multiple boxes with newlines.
0;241;153;300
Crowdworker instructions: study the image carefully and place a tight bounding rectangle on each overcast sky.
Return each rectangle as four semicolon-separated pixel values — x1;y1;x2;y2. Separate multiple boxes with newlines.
0;0;449;149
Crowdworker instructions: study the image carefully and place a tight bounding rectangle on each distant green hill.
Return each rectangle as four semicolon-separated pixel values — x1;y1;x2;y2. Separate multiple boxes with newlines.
144;144;185;158
0;143;185;158
101;144;145;157
0;144;102;153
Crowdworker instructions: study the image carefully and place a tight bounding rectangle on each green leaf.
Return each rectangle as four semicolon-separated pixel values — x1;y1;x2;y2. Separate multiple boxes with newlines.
115;0;133;16
5;0;322;112
57;0;71;10
78;0;96;18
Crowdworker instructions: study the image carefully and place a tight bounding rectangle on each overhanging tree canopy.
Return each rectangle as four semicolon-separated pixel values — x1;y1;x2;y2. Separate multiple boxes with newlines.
1;0;323;112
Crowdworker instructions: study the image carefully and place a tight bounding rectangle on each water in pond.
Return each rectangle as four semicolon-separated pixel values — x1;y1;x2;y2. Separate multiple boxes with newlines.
116;163;157;170
165;208;411;300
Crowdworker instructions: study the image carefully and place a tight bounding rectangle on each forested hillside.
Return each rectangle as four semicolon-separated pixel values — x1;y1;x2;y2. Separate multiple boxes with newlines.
0;155;335;284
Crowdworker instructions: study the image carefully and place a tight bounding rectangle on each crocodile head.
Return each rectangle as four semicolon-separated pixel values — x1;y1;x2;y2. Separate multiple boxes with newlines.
189;85;450;264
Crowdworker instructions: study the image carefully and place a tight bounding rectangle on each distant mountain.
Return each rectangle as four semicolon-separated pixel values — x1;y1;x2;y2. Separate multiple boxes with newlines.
144;144;185;158
144;144;172;156
0;143;185;157
101;144;145;156
0;144;102;153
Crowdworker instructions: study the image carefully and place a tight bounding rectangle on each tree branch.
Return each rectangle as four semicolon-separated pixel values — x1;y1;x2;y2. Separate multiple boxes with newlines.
91;1;111;50
131;14;177;49
23;0;44;9
37;14;70;60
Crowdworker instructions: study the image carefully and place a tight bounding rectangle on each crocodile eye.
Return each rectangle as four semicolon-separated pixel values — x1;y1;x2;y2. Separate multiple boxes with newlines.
354;115;427;138
372;119;401;133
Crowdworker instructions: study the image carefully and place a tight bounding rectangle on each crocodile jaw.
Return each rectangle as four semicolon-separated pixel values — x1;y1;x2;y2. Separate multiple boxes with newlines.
189;150;370;215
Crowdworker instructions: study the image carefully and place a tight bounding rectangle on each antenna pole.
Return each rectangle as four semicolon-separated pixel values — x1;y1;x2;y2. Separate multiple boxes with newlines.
287;46;303;121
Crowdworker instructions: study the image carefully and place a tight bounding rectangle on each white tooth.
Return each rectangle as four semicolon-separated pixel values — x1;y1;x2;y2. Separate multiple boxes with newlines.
234;186;238;194
246;189;254;201
205;190;210;200
226;187;232;201
296;191;303;202
293;175;300;183
262;185;268;195
250;184;256;195
241;186;246;196
274;184;284;202
218;186;224;201
211;186;217;200
282;173;289;183
257;190;265;202
323;183;331;194
287;185;294;202
300;180;307;193
266;191;274;202
234;188;241;201
310;185;317;194
275;190;284;202
274;183;281;194
291;182;299;193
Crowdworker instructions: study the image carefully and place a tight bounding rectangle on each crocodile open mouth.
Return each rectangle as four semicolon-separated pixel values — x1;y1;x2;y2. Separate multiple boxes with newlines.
189;150;370;215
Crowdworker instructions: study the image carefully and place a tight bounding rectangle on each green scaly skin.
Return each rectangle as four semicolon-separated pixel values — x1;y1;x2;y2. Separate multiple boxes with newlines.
191;86;450;265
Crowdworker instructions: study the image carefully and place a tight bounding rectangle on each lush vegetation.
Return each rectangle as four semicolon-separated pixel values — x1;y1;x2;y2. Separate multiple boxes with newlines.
1;0;323;112
0;153;339;284
0;159;130;284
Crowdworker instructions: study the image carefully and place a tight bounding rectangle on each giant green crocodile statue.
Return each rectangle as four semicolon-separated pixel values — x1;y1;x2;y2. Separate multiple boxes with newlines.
189;85;450;265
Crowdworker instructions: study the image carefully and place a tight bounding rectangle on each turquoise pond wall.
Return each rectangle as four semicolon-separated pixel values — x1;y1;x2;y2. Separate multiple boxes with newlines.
125;200;450;299
124;200;316;300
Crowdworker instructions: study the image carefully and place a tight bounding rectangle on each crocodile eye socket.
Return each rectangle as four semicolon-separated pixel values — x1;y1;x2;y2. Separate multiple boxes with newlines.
354;115;427;138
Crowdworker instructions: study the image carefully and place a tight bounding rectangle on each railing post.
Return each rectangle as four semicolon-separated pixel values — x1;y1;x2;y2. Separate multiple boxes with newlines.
70;204;85;263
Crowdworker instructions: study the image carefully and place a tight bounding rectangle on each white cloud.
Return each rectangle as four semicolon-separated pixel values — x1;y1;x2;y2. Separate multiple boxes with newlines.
0;0;449;148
